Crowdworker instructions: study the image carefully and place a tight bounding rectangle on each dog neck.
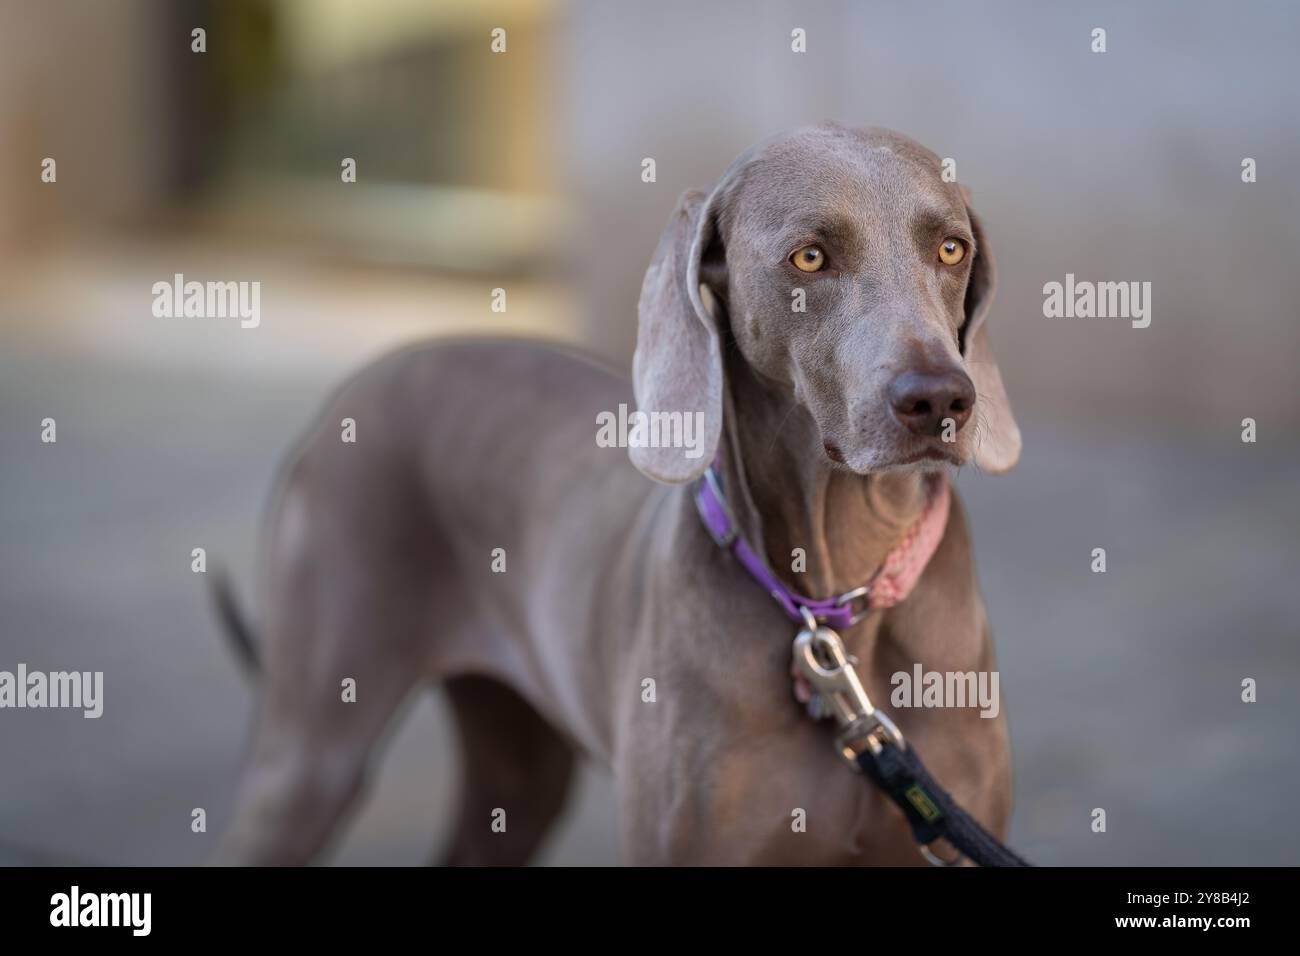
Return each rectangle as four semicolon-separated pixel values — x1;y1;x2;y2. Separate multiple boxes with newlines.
718;351;932;601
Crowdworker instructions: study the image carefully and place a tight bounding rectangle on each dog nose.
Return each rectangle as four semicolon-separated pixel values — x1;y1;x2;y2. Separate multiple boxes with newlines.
887;369;976;437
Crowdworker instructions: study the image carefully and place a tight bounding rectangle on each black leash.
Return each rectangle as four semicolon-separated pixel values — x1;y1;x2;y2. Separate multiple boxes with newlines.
856;738;1030;867
792;621;1031;867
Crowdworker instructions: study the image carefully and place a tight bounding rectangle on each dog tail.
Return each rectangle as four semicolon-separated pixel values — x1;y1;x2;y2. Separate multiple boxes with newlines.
210;565;261;677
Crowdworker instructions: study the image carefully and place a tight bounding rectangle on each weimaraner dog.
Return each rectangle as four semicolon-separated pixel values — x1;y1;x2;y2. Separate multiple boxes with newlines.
214;123;1021;866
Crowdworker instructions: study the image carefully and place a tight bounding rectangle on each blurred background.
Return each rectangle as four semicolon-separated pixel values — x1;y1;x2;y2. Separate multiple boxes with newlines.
1;0;1297;865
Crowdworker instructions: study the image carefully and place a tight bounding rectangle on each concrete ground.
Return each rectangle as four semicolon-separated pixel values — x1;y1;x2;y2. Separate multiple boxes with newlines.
2;241;1297;865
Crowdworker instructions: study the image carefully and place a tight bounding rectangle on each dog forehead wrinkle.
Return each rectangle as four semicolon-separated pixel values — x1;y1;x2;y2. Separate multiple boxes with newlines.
913;205;973;241
735;142;944;242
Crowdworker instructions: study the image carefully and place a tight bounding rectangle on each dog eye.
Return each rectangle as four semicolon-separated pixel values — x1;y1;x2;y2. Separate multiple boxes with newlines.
938;238;966;266
790;245;827;273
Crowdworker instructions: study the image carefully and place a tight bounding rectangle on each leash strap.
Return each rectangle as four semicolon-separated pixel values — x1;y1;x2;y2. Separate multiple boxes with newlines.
856;740;1030;867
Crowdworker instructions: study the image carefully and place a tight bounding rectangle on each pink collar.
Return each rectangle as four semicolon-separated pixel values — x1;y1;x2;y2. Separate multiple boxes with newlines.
694;468;951;628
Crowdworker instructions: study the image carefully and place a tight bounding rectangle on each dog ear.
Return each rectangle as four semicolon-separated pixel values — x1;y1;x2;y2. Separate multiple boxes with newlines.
961;201;1022;474
629;187;727;483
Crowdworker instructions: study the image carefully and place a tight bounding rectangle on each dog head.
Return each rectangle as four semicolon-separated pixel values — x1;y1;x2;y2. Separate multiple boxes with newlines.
630;123;1020;483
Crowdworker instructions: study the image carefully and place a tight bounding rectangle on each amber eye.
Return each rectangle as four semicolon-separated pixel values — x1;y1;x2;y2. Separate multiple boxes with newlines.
938;238;966;265
790;245;826;273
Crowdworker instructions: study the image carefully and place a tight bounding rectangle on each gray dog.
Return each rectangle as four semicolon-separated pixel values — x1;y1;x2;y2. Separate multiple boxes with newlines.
214;123;1021;866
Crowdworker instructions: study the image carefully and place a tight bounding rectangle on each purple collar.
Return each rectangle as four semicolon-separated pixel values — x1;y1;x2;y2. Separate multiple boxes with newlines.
694;466;869;629
694;464;952;630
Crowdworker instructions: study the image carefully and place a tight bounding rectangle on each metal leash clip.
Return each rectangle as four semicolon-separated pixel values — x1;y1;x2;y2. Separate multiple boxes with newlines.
792;611;906;770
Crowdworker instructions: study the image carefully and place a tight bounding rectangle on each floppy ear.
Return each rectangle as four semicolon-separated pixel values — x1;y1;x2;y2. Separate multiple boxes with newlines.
629;187;727;483
961;200;1022;474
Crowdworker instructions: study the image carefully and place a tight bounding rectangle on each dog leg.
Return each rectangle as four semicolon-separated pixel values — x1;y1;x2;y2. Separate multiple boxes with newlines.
436;675;576;866
213;480;428;865
213;640;419;865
